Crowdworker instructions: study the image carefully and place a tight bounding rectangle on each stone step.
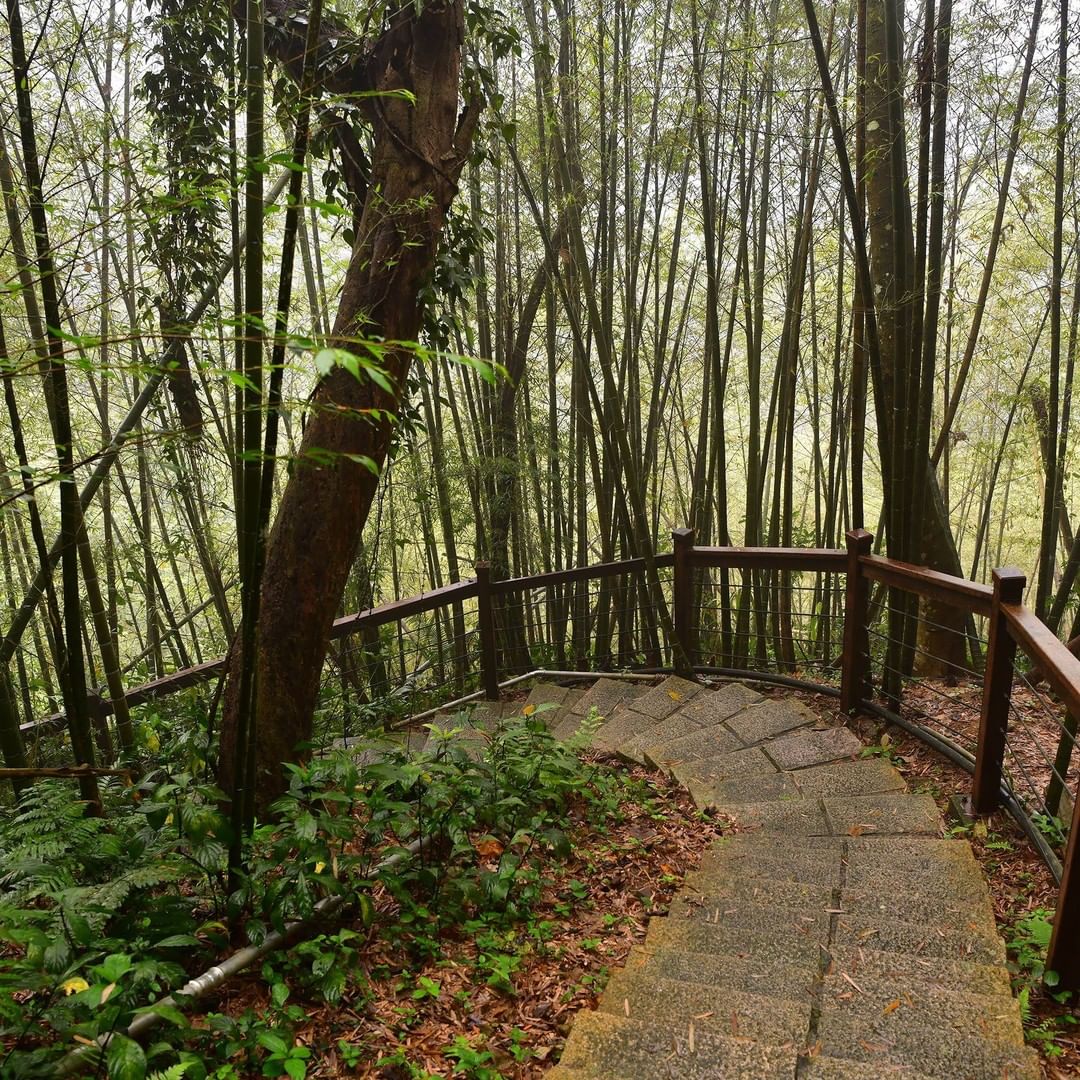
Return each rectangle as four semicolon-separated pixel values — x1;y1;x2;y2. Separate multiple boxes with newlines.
554;679;642;741
819;974;1025;1046
790;757;907;798
831;911;1006;965
643;911;825;962
817;1013;1039;1079
839;883;997;933
620;943;820;1001
686;769;801;806
801;1059;936;1079
597;968;810;1044
644;725;746;771
568;676;646;717
826;946;1014;1000
843;847;993;902
626;674;703;720
725;696;819;745
666;894;832;940
557;1012;800;1079
681;681;764;719
591;704;664;753
546;687;587;736
824;792;942;837
696;843;845;889
765;725;863;770
519;681;573;728
705;792;941;838
704;796;832;833
667;745;777;786
681;869;835;910
619;683;767;765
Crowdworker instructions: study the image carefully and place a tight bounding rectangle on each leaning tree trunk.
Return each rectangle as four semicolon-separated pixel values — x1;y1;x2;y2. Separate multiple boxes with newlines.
218;0;478;808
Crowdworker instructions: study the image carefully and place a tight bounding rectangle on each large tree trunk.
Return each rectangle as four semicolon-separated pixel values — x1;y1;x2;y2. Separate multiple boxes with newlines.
219;0;477;807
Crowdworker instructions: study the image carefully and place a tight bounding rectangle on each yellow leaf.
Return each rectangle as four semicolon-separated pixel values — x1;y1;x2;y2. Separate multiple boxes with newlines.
314;861;326;874
522;703;537;716
667;690;683;701
61;977;89;996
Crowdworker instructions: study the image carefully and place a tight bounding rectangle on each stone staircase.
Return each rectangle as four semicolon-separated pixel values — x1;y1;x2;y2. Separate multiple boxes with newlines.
349;676;1040;1079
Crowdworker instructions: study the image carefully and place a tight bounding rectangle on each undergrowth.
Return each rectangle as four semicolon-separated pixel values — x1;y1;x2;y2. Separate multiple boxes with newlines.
0;702;647;1078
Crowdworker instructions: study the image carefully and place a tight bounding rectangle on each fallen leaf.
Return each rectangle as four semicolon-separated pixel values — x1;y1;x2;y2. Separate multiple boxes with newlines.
883;999;901;1014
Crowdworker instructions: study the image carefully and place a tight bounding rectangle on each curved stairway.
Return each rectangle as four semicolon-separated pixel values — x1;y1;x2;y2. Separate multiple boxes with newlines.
346;675;1040;1079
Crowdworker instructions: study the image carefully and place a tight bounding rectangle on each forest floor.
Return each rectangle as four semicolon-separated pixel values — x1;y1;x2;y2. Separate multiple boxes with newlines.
198;751;725;1078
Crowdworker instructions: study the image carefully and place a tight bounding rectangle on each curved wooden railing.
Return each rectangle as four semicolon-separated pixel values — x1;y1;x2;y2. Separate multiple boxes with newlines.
22;530;1080;987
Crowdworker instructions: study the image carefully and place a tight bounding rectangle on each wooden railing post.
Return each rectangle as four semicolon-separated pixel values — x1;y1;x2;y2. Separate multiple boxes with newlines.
672;527;694;675
971;567;1025;814
476;562;499;700
1048;790;1080;989
841;529;873;715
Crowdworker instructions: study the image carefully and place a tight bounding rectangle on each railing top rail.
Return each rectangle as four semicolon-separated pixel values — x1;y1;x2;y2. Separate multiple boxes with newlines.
329;578;478;639
692;546;846;571
859;552;995;616
1002;602;1080;719
490;554;674;593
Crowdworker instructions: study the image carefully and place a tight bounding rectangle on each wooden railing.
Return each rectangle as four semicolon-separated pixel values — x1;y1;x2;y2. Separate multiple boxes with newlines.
21;530;1080;986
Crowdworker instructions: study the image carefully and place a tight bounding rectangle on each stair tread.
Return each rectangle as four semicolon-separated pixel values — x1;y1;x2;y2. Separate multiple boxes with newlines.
558;1012;801;1079
598;969;810;1043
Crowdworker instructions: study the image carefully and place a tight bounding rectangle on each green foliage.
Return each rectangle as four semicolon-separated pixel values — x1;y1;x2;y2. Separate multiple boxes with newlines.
1006;907;1077;1057
0;769;230;1076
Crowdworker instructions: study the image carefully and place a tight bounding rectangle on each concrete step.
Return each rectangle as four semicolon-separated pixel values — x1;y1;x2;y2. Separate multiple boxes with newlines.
591;704;663;753
831;911;1006;965
824;792;942;837
546;687;586;737
520;681;573;728
826;945;1014;1000
667;746;777;787
618;684;765;765
568;676;646;717
666;894;832;939
554;679;642;741
681;869;835;910
557;1012;800;1079
790;758;907;798
695;842;845;889
725;697;819;745
839;883;997;934
685;769;801;806
626;674;703;719
620;943;821;1001
819;974;1025;1046
644;725;746;771
597;968;810;1044
817;1013;1039;1079
680;681;764;719
704;796;832;833
644;911;826;962
801;1059;936;1079
765;725;864;770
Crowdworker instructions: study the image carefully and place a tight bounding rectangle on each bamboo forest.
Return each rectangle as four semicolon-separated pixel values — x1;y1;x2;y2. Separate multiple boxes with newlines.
2;0;1080;1076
